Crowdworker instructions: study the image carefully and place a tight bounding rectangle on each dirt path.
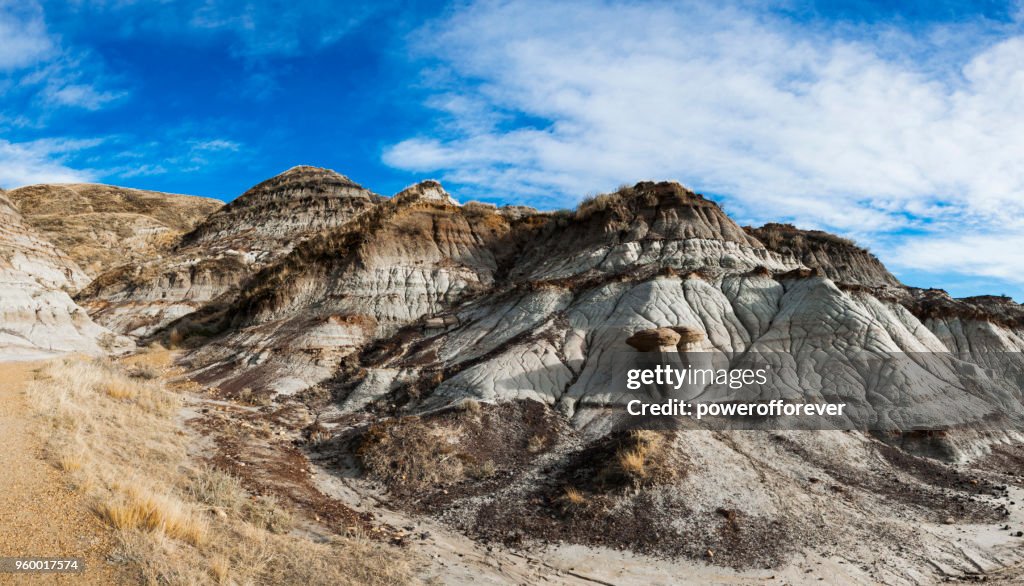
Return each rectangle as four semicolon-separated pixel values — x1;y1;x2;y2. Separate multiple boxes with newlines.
0;361;126;585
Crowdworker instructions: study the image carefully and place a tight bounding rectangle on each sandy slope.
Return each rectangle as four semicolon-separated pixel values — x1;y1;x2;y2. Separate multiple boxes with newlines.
0;361;126;585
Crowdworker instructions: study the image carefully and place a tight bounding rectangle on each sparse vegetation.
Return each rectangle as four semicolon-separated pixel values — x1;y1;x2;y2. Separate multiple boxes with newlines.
358;417;467;490
26;356;415;585
456;397;482;414
603;430;676;488
526;433;547;453
562;486;586;506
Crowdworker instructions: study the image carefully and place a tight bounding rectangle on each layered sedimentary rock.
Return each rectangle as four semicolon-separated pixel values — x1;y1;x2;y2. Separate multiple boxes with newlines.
7;183;222;278
76;166;382;337
183;180;511;394
747;222;900;287
17;169;1024;580
178;179;1024;420
165;176;1024;581
0;190;129;359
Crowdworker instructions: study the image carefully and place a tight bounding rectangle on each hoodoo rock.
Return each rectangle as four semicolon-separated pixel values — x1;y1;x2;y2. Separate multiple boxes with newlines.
626;327;682;351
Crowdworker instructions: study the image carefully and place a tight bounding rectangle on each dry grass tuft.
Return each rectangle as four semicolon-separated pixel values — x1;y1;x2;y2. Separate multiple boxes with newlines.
527;433;548;453
456;398;482;414
103;379;137;400
58;451;85;473
562;486;587;505
616;448;648;479
166;328;185;349
598;430;678;489
99;484;208;545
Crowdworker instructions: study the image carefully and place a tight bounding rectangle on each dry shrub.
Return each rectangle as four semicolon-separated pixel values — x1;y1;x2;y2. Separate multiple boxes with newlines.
605;430;675;487
104;378;138;400
456;397;482;414
575;192;620;219
358;418;466;491
167;328;185;349
27;358;417;586
562;486;586;505
572;429;680;490
470;460;497;479
616;448;647;479
527;433;547;453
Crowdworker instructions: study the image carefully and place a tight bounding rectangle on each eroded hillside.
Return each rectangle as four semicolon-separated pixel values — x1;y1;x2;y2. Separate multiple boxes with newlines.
10;169;1024;584
0;189;129;358
8;183;223;278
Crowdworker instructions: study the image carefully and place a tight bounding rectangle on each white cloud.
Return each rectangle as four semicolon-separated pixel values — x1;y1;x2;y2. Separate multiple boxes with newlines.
189;138;241;152
0;1;54;70
43;81;125;110
383;0;1024;296
0;138;101;187
890;233;1024;286
2;2;126;114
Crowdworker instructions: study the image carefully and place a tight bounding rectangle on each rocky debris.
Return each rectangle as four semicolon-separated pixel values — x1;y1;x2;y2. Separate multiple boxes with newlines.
0;190;131;359
7;183;222;279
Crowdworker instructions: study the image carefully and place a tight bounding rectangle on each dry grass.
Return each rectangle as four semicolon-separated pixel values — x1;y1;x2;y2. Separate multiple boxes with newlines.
527;434;547;453
601;430;678;488
99;485;208;545
26;356;416;585
358;418;466;491
58;450;85;473
562;486;587;505
616;448;648;479
103;378;138;400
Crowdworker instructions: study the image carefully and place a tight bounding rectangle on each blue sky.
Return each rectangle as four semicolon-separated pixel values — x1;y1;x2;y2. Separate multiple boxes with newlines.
2;1;1024;300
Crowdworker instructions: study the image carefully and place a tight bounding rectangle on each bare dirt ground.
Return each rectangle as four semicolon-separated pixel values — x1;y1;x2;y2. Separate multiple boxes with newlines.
0;361;126;585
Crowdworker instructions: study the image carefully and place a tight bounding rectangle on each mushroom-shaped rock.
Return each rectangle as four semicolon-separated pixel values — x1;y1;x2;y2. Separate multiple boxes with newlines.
625;327;681;352
668;326;706;350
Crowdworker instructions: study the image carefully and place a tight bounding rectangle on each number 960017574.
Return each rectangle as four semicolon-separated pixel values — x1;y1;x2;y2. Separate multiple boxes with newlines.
0;557;84;573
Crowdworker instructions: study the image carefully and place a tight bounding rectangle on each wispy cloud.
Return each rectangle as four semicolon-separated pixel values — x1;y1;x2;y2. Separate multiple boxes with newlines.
0;137;101;187
892;232;1024;285
384;0;1024;297
3;3;126;112
0;1;126;187
187;0;383;58
0;1;54;70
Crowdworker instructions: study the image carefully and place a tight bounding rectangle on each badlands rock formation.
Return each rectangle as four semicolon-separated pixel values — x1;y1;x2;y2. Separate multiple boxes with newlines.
167;179;1022;429
11;167;1024;581
7;183;222;278
0;189;129;359
76;166;382;337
